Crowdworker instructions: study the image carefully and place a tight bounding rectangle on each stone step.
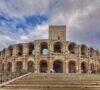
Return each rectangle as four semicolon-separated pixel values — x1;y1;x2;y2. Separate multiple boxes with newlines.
8;82;100;85
1;73;100;90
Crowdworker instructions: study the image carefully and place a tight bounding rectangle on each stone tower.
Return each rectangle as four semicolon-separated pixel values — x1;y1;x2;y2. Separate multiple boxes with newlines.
49;25;66;41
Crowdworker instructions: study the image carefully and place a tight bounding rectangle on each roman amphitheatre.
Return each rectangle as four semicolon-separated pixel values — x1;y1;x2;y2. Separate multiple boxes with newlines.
0;25;100;90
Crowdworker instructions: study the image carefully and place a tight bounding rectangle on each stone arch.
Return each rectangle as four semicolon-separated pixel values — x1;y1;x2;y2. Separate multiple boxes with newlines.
2;49;5;57
17;44;23;56
7;62;12;72
39;60;48;73
68;61;76;73
90;63;95;73
90;48;94;57
27;61;34;72
81;62;87;73
81;45;87;55
28;43;34;55
16;61;23;72
68;43;77;54
53;60;63;73
54;42;63;53
40;42;48;55
8;46;13;56
2;63;4;72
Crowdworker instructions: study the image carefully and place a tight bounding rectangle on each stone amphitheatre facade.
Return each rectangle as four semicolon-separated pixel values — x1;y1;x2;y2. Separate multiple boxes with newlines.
0;25;100;74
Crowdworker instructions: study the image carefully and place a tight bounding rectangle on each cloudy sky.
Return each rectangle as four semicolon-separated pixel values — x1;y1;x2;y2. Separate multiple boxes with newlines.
0;0;100;50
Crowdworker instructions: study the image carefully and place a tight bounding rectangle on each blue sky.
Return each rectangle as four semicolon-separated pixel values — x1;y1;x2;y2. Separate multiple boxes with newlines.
0;0;100;50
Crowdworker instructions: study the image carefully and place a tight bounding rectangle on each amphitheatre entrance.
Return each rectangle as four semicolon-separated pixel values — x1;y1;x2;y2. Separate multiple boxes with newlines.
40;60;47;73
68;61;76;73
81;62;87;73
27;61;34;72
53;60;63;73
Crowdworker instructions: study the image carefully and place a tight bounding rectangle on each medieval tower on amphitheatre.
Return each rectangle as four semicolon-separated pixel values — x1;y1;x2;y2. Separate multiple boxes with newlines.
0;25;100;74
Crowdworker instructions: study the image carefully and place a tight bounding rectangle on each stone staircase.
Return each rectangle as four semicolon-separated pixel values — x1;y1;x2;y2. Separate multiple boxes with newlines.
1;73;100;90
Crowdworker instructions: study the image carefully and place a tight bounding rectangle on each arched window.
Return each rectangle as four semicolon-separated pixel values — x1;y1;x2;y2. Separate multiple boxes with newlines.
90;48;94;57
53;60;63;73
40;42;48;55
68;43;76;54
40;60;47;73
68;61;76;73
28;43;34;55
16;61;23;72
8;46;13;56
81;45;87;55
17;44;23;56
54;42;62;53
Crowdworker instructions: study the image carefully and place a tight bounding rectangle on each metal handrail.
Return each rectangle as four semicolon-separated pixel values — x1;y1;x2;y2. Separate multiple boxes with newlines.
0;70;28;84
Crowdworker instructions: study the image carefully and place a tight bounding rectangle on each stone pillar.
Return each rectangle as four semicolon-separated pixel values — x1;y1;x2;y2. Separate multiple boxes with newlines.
77;46;81;74
34;55;39;73
49;42;53;54
66;60;68;73
0;61;2;72
23;56;27;71
63;60;66;73
48;56;53;73
78;62;81;74
12;60;16;72
4;61;7;72
88;49;91;74
23;44;29;55
12;45;18;57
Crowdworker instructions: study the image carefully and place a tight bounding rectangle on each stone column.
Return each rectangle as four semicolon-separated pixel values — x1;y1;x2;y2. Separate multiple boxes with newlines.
23;44;29;55
0;61;2;72
23;56;27;71
77;45;81;74
63;60;66;73
88;49;91;74
4;61;7;72
66;60;68;73
12;60;16;72
48;56;53;73
34;55;39;73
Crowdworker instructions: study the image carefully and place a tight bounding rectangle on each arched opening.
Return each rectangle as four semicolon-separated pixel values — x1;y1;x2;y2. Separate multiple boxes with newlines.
8;46;13;56
90;48;94;57
17;44;23;56
54;42;62;53
90;63;95;73
2;63;4;72
53;60;63;73
68;61;76;73
2;49;5;57
96;50;99;58
40;42;48;55
27;61;34;72
40;60;47;73
28;43;34;55
81;45;87;56
68;43;76;54
7;62;12;72
16;61;23;72
81;62;87;73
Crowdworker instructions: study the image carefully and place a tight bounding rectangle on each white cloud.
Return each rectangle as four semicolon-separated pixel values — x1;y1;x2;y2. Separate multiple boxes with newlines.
0;0;51;18
0;0;100;50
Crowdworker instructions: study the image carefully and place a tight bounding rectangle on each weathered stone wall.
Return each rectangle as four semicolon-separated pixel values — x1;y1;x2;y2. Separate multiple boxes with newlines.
0;25;100;73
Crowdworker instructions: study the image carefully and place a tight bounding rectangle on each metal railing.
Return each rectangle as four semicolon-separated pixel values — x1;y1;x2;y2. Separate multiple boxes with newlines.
0;70;28;84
